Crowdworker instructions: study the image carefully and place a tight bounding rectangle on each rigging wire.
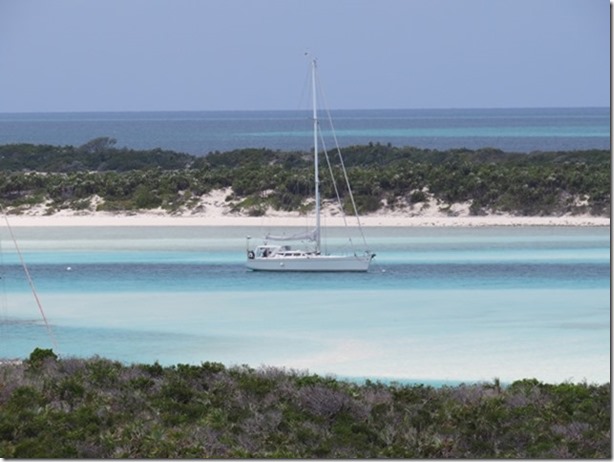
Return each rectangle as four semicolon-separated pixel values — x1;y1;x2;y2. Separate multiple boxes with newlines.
318;125;356;254
307;57;353;254
315;67;372;253
0;205;59;353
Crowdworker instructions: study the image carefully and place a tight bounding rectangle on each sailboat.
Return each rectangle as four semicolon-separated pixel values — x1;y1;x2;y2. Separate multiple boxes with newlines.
246;59;375;272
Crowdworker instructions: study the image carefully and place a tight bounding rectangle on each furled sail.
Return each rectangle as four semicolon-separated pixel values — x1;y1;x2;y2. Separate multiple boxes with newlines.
265;229;317;242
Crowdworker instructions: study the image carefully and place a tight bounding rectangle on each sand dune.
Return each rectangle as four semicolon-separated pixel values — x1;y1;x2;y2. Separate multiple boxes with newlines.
2;188;608;227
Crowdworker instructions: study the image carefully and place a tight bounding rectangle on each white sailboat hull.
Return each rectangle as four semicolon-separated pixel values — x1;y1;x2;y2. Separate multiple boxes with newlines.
246;254;372;272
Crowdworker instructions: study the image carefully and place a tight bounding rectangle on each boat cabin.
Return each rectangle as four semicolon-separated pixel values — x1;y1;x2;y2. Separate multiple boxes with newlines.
248;245;316;259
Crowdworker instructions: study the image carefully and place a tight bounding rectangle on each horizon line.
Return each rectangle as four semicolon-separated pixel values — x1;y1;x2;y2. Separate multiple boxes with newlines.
0;105;609;115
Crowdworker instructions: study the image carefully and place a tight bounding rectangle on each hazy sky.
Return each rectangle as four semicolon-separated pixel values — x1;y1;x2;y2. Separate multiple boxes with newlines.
0;0;609;112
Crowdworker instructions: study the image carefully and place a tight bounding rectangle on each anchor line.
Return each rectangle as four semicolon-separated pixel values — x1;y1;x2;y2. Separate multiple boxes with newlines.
0;206;58;352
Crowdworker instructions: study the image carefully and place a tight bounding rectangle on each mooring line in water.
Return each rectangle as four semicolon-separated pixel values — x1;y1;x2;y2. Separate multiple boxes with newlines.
0;206;59;353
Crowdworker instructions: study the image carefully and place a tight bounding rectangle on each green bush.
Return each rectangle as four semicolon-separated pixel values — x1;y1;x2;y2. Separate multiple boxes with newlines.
26;347;58;369
0;349;608;458
0;143;609;217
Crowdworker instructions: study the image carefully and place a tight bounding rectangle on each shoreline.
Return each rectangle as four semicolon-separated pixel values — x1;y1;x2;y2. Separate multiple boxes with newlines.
1;211;609;227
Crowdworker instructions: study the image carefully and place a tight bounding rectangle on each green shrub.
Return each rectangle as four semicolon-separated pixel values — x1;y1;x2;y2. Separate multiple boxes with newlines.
26;347;58;369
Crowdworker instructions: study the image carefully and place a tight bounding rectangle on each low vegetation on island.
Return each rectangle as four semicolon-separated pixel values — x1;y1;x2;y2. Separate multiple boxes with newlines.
0;138;609;217
0;144;610;457
0;348;609;458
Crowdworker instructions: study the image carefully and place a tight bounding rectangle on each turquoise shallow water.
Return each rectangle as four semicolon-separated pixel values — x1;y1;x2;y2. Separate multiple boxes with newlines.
0;226;609;385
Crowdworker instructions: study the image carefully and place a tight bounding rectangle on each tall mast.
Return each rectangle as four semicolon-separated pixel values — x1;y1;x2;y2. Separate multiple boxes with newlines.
311;58;321;253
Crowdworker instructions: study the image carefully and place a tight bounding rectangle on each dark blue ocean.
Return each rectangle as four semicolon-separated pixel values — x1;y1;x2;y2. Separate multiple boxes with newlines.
0;226;609;385
0;107;609;155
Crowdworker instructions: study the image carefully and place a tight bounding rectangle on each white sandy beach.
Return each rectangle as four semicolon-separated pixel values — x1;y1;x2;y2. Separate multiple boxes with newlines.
1;189;609;227
3;209;609;228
